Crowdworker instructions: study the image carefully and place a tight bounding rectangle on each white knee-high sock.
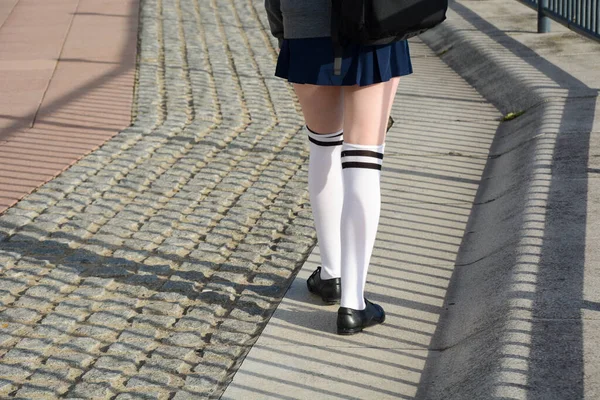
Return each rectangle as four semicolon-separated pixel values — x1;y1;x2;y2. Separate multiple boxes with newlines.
340;142;385;310
307;126;344;280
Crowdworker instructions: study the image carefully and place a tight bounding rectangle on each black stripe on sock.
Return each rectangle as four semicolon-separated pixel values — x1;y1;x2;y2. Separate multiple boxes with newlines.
341;150;384;159
306;126;344;138
309;137;344;147
342;162;382;170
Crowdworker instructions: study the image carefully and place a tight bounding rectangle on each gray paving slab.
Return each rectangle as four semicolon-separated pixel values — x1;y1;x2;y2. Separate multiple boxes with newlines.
223;35;500;399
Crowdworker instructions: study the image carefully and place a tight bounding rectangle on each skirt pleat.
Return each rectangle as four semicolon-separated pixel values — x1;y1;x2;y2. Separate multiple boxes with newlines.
275;36;413;86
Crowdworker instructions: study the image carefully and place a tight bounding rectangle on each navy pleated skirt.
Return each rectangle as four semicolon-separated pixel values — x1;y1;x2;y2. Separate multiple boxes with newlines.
275;36;413;86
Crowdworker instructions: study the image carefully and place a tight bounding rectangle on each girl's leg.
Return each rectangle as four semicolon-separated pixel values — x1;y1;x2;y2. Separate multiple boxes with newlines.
343;77;400;145
340;77;400;310
293;83;344;280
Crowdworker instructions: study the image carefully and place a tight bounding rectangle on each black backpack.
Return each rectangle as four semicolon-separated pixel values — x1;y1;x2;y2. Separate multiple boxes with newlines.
331;0;448;75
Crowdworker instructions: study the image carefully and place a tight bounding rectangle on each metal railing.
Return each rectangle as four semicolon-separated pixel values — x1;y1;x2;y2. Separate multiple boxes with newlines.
518;0;600;41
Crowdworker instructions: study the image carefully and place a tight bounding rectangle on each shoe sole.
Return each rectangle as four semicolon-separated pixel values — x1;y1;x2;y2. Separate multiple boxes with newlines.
336;314;386;335
337;327;363;335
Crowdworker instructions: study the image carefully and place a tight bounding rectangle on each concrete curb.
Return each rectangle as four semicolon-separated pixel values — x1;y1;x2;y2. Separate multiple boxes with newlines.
416;1;600;399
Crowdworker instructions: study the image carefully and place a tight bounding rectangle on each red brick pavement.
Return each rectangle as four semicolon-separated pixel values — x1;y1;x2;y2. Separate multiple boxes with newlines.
0;0;139;213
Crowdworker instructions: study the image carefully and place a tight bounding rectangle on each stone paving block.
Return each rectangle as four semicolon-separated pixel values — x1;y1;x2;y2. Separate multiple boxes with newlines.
23;284;66;301
22;370;76;397
153;343;197;360
158;279;198;296
82;368;124;385
63;337;103;354
250;272;288;288
0;278;30;296
72;324;119;341
186;248;226;265
182;367;229;394
0;378;15;395
87;311;136;329
68;382;116;399
14;336;53;349
121;275;163;294
109;333;157;355
144;355;191;375
9;229;48;243
88;234;127;249
210;329;255;347
227;294;272;323
54;298;95;317
11;258;52;275
115;392;170;400
114;245;153;260
131;314;176;330
0;328;24;347
39;312;86;329
78;244;113;257
172;390;210;400
200;344;244;365
0;307;42;324
15;382;68;399
147;290;187;303
117;327;159;343
163;332;205;349
125;369;181;390
45;265;82;283
29;366;75;383
218;318;261;336
141;301;184;317
0;362;35;379
12;296;54;313
107;342;154;356
142;256;176;269
0;251;20;269
173;315;214;334
93;355;140;374
45;352;96;370
0;291;15;308
63;252;104;268
2;348;46;364
137;264;171;275
94;296;140;312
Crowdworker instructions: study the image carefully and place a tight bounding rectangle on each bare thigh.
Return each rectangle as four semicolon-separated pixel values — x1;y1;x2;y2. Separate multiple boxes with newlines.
293;83;343;134
343;77;400;145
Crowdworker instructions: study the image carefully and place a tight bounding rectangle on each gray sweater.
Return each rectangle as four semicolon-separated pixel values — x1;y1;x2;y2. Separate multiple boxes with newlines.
264;0;331;47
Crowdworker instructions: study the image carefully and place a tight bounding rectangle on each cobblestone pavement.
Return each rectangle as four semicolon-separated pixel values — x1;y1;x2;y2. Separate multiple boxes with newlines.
0;0;313;398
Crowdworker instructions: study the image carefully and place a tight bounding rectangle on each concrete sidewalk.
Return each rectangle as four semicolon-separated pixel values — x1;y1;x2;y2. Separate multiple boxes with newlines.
224;1;600;399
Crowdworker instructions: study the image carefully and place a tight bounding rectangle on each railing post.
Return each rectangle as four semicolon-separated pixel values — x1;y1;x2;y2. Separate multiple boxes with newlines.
538;0;551;32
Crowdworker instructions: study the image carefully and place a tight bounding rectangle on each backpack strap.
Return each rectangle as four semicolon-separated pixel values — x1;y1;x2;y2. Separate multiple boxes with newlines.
333;46;343;76
331;2;343;76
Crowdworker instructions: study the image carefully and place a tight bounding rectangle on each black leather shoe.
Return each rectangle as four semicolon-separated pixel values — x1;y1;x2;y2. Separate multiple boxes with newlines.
337;298;385;335
307;267;341;304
